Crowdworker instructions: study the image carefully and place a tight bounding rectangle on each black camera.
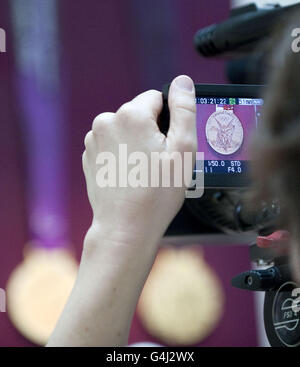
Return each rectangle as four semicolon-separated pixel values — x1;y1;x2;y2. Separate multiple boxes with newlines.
162;2;300;347
190;2;300;347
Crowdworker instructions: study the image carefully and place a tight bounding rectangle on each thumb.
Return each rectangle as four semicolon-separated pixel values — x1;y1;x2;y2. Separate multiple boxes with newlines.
166;75;197;153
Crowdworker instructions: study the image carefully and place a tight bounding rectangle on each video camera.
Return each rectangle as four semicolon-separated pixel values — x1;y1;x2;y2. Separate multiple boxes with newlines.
162;2;300;347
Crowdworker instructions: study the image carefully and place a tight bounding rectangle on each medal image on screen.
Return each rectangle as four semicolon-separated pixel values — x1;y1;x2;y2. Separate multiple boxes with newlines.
205;107;244;155
196;97;263;175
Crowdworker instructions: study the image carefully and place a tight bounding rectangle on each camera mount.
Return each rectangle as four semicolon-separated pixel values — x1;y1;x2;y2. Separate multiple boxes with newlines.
232;239;300;347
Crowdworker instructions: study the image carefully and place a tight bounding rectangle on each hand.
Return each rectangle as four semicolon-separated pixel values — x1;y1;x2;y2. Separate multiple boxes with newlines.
47;75;197;346
83;75;197;248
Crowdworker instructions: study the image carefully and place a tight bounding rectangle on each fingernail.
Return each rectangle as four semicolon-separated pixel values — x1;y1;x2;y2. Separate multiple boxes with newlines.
174;76;194;92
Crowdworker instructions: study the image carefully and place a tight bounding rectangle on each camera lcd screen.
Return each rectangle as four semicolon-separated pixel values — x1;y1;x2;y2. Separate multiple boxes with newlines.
196;96;263;176
161;84;264;188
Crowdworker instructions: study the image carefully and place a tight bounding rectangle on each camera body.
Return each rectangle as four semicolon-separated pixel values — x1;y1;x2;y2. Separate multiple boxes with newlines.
162;84;297;347
186;1;300;347
161;83;280;237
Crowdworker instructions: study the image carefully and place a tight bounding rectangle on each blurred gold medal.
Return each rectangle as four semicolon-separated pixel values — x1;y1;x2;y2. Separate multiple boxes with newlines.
6;246;78;345
137;247;224;345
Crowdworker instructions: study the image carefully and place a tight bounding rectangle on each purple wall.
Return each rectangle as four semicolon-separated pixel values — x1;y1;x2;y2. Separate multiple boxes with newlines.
0;0;258;346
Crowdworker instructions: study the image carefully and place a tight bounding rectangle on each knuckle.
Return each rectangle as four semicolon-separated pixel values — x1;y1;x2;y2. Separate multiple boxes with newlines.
92;116;103;132
175;102;196;115
117;102;139;121
170;96;196;114
148;89;161;98
84;131;93;149
92;113;110;134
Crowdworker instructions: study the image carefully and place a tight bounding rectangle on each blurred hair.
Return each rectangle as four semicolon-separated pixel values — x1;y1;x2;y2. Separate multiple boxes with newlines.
252;12;300;236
